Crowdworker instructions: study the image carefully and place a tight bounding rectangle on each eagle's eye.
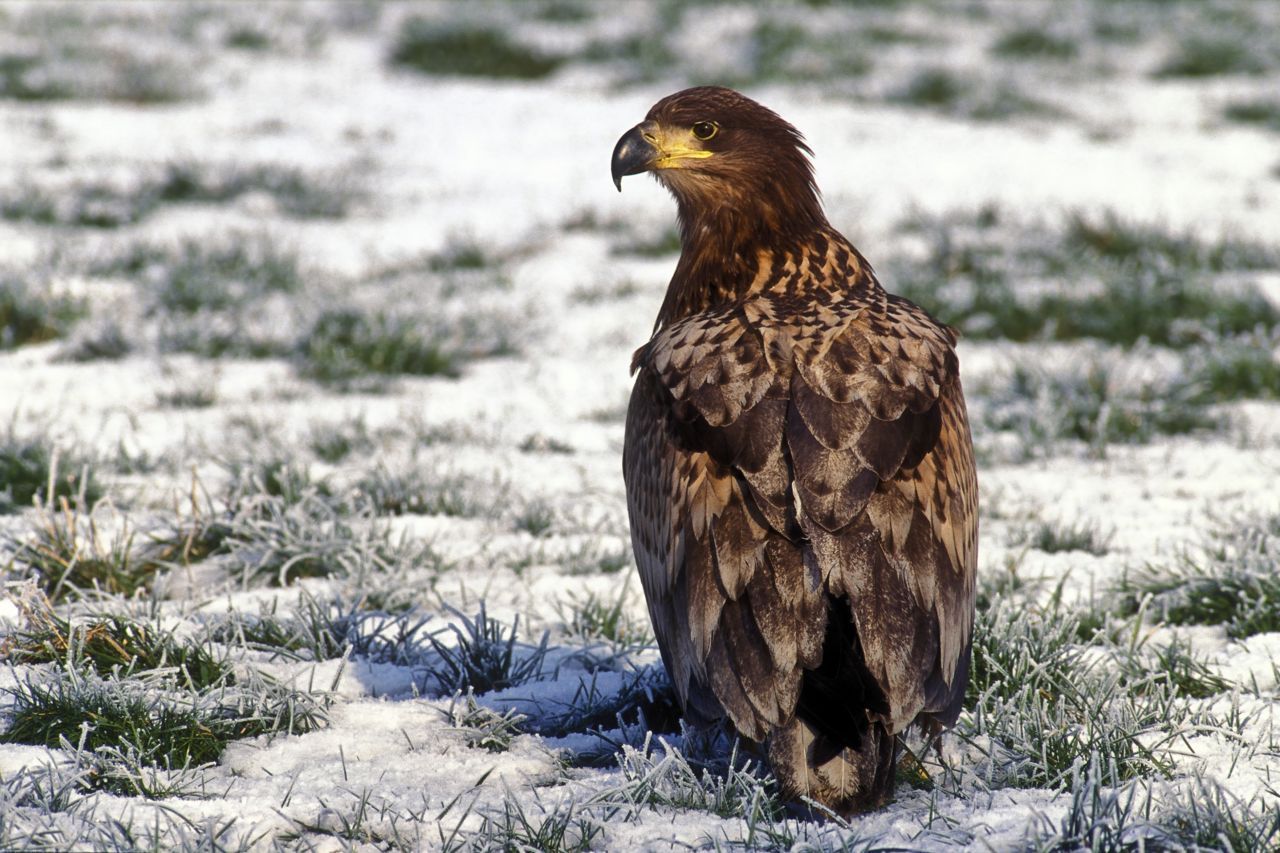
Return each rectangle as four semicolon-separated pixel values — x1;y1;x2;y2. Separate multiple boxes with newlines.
692;121;718;141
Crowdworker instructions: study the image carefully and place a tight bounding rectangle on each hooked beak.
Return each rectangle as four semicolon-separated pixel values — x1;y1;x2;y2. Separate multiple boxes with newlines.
611;122;659;191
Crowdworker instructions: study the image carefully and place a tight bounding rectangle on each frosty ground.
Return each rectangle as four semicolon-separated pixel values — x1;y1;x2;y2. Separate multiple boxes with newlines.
1;1;1279;850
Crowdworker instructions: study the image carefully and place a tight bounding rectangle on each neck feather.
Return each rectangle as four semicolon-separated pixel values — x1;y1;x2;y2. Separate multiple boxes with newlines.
655;178;828;327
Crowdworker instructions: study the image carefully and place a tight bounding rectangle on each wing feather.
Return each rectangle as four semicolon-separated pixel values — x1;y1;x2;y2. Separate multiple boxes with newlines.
625;265;978;745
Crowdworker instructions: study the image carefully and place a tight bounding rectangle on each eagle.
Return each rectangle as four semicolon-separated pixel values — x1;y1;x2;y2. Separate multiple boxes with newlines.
611;87;978;814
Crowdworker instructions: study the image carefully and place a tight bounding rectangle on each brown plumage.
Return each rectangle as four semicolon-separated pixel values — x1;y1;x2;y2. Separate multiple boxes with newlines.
613;87;978;814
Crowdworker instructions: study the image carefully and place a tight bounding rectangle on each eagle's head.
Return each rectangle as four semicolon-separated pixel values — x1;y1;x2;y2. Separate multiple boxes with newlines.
611;86;824;241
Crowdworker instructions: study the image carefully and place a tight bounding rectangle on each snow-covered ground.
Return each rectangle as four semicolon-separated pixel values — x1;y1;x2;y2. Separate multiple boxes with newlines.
1;1;1278;849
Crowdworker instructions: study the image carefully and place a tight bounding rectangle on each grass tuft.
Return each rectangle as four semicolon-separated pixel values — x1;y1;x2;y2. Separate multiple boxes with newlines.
0;276;83;350
356;464;499;518
1;667;326;788
992;27;1078;60
556;586;651;648
1116;636;1232;700
100;235;302;316
428;237;492;272
460;796;603;853
1011;517;1113;556
296;309;461;385
612;227;681;258
1223;98;1280;132
892;67;964;108
426;603;548;695
982;360;1220;457
1116;510;1280;639
223;494;433;588
1185;335;1280;402
390;20;562;79
0;433;101;515
308;415;375;463
963;599;1179;790
1153;779;1280;851
2;675;228;769
601;737;785;822
1155;35;1268;78
889;209;1280;349
212;596;433;665
6;500;169;602
0;47;197;103
444;693;527;752
1;162;362;228
513;499;556;537
4;594;231;691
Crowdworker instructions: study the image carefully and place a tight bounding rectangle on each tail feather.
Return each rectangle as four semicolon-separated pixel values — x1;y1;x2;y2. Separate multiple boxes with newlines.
767;716;897;815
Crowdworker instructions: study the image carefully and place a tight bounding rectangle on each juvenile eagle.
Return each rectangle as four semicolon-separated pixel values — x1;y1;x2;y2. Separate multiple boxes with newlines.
612;87;978;814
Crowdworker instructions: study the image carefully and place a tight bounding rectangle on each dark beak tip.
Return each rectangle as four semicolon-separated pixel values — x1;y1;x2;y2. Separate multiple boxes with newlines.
611;125;655;193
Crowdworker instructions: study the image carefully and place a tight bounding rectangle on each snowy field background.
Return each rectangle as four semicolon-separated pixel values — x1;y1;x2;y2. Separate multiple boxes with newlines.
1;1;1279;849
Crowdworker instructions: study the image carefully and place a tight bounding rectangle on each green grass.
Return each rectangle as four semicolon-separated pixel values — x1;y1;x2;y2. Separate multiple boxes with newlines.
992;27;1078;60
0;162;361;228
160;161;362;219
99;235;303;316
982;360;1221;458
0;48;197;103
1116;637;1232;700
966;598;1086;708
210;608;332;661
611;227;681;258
890;67;964;108
1011;517;1113;556
444;694;527;753
887;68;1061;121
556;586;651;647
730;20;872;85
0;276;83;350
1186;336;1280;401
457;797;602;853
155;382;218;409
6;501;163;601
227;455;330;506
6;609;231;691
533;667;679;746
61;320;131;362
225;25;273;51
889;210;1280;349
0;433;101;514
356;465;498;518
426;604;548;695
223;494;426;587
513;499;556;537
86;233;307;359
1223;98;1280;132
1116;511;1280;639
213;596;437;665
602;740;785;823
428;236;493;272
518;433;575;454
1153;780;1280;851
308;415;376;463
296;309;461;385
1155;35;1269;78
1;667;326;790
1061;212;1278;272
390;20;563;79
3;677;228;768
963;600;1181;790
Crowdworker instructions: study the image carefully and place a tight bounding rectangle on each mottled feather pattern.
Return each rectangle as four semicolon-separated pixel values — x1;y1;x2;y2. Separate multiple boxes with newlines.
625;227;978;748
